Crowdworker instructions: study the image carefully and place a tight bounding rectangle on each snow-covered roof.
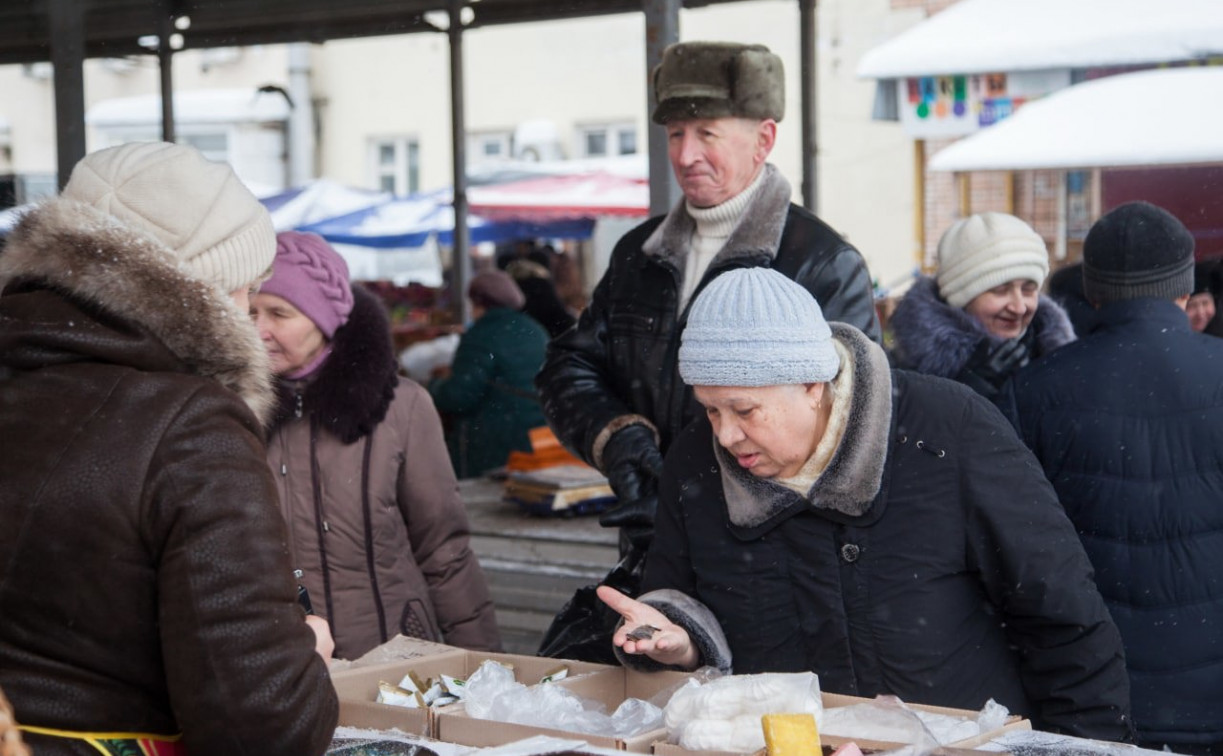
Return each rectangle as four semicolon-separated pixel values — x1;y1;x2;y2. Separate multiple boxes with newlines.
928;67;1223;172
87;88;291;127
858;0;1223;78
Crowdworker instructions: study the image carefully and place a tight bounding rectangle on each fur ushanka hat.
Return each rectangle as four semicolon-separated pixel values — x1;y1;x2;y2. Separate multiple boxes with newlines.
651;41;785;124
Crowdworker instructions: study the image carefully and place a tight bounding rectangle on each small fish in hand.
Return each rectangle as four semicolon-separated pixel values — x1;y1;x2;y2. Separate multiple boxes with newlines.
625;624;661;641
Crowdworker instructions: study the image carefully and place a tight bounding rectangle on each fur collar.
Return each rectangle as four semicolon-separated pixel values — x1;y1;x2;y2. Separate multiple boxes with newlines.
0;198;274;424
716;324;894;532
641;163;791;269
268;284;398;444
890;276;1076;378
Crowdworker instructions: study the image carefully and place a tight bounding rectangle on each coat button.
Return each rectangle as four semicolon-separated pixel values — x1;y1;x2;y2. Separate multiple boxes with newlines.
840;543;861;563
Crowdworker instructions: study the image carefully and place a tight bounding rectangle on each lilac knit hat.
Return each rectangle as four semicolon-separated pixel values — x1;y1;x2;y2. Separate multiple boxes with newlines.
261;232;354;338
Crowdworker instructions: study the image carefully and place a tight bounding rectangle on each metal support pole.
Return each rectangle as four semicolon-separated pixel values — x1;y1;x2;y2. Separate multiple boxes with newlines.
644;0;680;217
799;0;818;213
287;43;316;186
448;0;471;326
49;0;86;189
158;8;176;144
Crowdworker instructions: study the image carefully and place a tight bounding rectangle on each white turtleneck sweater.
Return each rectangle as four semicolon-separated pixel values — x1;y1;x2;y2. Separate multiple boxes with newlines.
680;167;768;308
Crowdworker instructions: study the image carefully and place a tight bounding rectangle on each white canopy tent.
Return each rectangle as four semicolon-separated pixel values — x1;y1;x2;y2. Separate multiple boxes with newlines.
857;0;1223;79
928;67;1223;172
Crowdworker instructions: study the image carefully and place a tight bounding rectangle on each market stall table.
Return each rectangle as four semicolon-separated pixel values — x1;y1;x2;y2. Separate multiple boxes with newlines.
458;477;619;655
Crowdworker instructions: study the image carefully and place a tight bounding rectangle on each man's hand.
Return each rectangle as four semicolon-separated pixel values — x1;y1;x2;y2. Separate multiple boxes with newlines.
599;424;665;529
596;585;699;670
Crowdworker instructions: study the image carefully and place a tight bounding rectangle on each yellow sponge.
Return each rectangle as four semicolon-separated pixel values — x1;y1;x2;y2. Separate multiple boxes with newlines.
762;712;821;756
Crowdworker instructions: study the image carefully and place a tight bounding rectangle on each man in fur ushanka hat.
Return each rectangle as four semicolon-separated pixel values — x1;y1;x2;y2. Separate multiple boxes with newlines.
535;41;880;661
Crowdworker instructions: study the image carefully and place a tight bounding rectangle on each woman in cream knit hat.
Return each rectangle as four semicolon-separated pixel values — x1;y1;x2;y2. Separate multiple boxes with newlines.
0;142;337;755
890;212;1075;404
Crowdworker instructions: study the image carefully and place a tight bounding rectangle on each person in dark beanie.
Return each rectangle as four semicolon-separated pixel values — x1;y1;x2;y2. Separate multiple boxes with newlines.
430;269;548;478
254;232;501;660
536;41;879;596
1003;201;1223;755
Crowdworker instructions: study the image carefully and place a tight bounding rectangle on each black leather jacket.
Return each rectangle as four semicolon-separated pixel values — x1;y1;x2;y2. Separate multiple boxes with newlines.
537;167;880;467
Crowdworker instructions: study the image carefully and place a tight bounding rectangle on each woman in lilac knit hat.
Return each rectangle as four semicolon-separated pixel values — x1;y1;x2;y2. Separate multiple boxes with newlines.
252;231;501;660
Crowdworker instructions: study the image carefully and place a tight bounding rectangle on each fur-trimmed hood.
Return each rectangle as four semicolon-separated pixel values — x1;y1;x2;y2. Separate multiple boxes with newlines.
717;323;894;532
890;275;1076;379
0;198;274;423
641;163;791;271
267;283;399;444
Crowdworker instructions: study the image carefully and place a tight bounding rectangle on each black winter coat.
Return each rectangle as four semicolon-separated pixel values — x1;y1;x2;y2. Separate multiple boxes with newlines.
536;166;880;468
627;325;1131;741
1003;298;1223;750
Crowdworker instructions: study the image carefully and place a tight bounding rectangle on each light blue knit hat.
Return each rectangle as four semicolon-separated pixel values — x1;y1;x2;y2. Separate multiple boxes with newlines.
679;268;840;387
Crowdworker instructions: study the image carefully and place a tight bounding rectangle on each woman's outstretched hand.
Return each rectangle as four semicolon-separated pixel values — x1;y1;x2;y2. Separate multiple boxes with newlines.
596;585;699;670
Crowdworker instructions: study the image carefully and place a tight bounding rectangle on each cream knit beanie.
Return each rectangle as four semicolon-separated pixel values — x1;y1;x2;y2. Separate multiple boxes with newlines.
936;212;1050;309
62;141;276;294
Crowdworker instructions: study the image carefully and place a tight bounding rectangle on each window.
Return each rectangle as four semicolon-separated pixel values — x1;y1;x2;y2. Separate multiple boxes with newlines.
577;123;637;158
180;132;229;162
467;131;512;162
371;137;421;196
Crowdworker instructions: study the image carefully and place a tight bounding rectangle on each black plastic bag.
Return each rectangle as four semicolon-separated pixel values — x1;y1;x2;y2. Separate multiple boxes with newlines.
536;543;645;663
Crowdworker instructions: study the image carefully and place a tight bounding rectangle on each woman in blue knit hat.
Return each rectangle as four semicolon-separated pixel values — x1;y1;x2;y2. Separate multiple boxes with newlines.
598;267;1131;742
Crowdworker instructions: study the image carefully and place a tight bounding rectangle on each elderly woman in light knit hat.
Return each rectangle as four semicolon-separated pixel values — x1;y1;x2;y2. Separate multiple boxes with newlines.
253;232;501;660
889;212;1075;404
0;142;338;755
596;267;1131;744
429;269;549;479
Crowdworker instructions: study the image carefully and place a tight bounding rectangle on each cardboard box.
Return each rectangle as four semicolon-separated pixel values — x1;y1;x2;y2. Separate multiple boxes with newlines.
433;665;694;753
330;647;613;736
650;692;1031;756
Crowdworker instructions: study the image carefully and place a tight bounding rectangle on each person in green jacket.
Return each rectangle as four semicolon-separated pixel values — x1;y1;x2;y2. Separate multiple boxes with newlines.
430;270;549;478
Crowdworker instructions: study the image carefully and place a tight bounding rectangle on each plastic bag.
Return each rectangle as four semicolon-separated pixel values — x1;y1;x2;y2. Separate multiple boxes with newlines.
662;672;823;752
462;660;663;738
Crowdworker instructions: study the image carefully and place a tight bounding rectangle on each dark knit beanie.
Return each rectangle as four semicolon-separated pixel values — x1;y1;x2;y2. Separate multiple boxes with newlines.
651;41;784;125
1082;201;1194;304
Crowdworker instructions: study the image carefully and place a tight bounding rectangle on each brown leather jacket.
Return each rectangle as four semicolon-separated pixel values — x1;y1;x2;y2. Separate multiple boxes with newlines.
265;285;501;660
0;200;338;756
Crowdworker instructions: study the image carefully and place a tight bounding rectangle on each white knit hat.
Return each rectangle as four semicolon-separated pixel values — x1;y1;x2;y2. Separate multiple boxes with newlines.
679;267;840;387
62;141;276;294
936;212;1050;309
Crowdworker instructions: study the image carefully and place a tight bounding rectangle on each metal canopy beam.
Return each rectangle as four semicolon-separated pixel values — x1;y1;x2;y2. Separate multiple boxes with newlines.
0;0;752;66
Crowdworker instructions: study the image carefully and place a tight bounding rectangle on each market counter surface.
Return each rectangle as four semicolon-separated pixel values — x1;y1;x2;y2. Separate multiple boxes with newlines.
459;477;619;655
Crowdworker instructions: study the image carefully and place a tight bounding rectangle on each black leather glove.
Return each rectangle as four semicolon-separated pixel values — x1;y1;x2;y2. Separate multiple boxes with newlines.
597;424;665;531
956;337;1031;399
